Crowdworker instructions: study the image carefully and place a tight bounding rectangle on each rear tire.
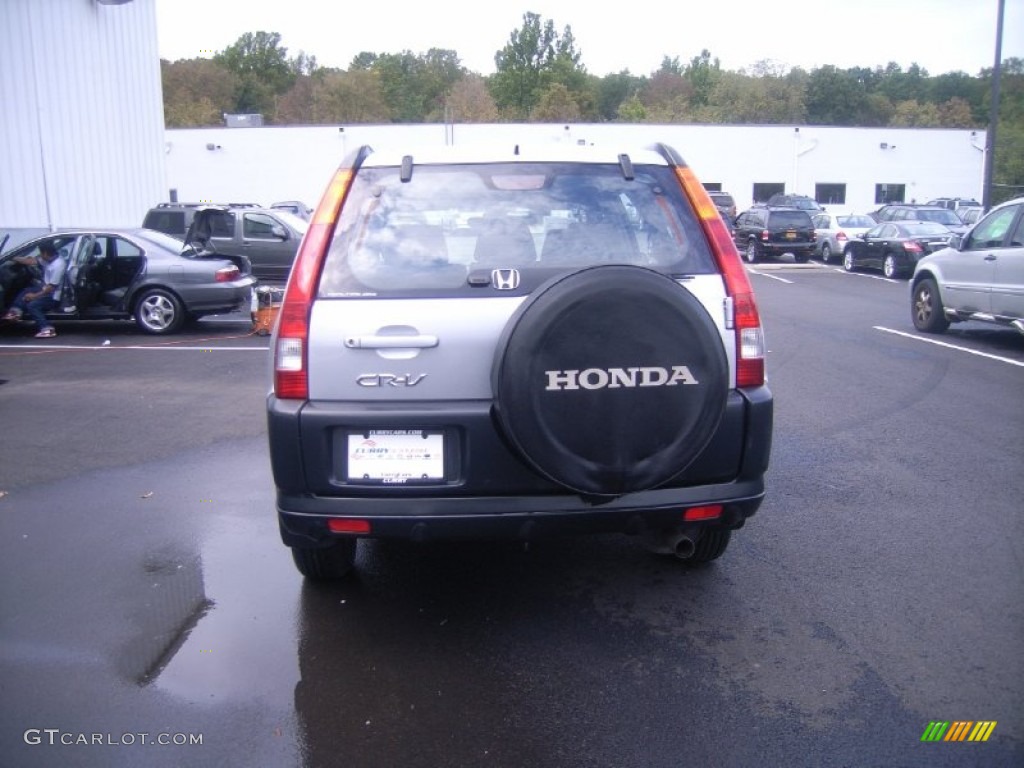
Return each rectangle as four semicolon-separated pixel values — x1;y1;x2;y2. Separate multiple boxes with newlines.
691;529;732;564
843;249;855;272
744;240;760;264
134;288;185;335
883;254;900;279
291;540;357;580
911;277;950;333
820;243;832;264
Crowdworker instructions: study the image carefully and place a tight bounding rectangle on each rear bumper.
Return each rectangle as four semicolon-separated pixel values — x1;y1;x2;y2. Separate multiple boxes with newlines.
269;386;772;547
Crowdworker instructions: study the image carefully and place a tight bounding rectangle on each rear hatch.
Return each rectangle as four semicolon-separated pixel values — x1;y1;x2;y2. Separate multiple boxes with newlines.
183;207;252;276
768;210;815;245
288;148;757;495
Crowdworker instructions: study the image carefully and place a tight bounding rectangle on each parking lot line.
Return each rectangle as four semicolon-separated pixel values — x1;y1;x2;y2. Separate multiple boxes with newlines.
0;343;268;353
874;326;1024;368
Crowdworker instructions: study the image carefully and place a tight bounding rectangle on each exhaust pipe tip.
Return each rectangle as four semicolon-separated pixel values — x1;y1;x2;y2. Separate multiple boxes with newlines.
673;536;696;560
643;527;699;559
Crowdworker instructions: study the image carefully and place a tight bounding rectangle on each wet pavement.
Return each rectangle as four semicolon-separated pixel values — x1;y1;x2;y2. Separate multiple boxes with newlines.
1;287;1022;767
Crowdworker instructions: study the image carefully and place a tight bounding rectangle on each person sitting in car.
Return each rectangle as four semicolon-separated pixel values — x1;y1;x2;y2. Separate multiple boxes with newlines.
1;242;67;338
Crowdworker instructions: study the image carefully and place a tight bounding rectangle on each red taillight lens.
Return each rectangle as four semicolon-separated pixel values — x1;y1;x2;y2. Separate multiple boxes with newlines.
215;266;240;282
760;229;770;242
674;167;766;388
327;519;371;534
683;505;722;521
904;241;923;253
836;231;847;242
274;168;354;400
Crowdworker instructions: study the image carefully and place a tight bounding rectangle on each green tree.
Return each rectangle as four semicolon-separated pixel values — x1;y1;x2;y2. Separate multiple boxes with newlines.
684;49;721;108
311;70;392;123
596;71;643;121
490;12;584;119
805;65;868;125
214;31;296;117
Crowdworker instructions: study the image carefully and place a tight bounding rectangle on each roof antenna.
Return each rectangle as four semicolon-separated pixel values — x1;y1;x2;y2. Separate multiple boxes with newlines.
514;144;520;156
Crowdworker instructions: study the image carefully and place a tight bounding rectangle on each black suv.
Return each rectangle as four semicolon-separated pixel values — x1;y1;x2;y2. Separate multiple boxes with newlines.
732;206;816;263
266;143;773;580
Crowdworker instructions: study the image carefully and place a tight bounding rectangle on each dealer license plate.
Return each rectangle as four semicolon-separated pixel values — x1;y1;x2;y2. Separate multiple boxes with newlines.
346;429;444;483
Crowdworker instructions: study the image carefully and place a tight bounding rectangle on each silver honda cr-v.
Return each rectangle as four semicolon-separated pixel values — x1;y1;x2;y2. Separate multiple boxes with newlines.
266;142;773;579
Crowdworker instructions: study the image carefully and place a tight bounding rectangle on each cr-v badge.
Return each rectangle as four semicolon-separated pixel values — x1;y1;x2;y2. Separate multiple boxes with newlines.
357;374;428;387
492;268;520;290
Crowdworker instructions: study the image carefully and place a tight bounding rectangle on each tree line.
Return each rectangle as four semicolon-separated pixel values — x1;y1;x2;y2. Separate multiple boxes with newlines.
161;13;1024;197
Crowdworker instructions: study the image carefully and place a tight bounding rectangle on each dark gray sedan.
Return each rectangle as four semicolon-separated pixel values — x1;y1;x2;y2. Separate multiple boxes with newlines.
0;229;255;334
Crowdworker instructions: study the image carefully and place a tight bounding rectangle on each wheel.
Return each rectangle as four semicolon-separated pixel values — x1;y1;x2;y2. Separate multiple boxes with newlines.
911;277;950;333
820;243;832;264
691;528;732;564
133;288;185;334
291;540;357;580
883;254;899;279
492;265;729;497
843;249;855;272
744;240;760;264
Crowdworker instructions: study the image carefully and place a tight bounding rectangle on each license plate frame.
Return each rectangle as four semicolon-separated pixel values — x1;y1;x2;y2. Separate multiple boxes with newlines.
346;429;445;484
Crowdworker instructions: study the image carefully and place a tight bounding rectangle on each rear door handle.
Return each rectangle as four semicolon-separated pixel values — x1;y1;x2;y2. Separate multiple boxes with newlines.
984;254;997;261
345;334;438;349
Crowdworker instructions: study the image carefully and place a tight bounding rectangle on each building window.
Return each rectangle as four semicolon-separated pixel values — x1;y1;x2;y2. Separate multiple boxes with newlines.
816;183;846;205
703;182;723;192
875;184;906;205
753;183;784;204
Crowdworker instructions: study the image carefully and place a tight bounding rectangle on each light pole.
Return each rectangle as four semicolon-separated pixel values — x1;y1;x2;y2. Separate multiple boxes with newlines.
982;0;1005;210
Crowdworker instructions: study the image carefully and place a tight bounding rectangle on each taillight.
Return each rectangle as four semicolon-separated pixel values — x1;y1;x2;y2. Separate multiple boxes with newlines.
673;167;766;388
836;231;847;242
760;229;770;242
274;168;355;400
904;241;923;253
215;265;239;282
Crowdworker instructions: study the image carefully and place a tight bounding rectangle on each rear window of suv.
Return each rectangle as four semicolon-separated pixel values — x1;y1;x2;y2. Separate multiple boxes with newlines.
318;162;717;296
768;211;813;228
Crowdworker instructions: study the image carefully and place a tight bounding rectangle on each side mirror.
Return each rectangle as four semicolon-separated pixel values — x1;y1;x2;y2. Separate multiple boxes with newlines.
949;234;963;250
271;225;288;240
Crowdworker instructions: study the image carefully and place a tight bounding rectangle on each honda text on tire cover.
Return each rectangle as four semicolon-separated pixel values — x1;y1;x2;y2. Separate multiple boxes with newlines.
266;143;773;580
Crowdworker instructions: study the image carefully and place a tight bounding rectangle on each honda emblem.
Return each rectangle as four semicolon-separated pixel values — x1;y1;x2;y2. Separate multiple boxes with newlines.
491;268;521;290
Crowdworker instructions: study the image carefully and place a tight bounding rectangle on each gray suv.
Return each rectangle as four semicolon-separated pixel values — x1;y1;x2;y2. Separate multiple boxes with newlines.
266;143;774;579
911;196;1024;335
184;205;308;283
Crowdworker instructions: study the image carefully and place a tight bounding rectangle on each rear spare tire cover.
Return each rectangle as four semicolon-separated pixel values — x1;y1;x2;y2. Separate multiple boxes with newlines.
492;265;729;496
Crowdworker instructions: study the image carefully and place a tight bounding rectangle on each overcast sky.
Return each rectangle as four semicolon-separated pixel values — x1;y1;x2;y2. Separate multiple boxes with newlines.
156;0;1024;78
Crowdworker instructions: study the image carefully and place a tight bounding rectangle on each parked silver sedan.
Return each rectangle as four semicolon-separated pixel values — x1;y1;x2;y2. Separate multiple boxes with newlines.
0;229;256;334
811;212;876;264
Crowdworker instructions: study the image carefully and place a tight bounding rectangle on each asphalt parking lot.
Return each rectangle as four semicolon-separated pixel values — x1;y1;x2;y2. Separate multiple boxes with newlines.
1;266;1022;767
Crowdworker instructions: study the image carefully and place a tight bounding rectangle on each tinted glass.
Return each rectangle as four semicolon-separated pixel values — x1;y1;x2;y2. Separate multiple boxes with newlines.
319;162;716;295
768;211;812;228
915;209;961;225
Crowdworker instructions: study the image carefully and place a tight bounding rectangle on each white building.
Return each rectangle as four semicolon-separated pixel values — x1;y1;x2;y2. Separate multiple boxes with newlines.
0;0;166;233
164;122;988;214
0;0;987;240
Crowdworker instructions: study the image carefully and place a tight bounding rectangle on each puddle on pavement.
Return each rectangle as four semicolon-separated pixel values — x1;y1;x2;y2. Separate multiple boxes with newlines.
148;518;302;709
